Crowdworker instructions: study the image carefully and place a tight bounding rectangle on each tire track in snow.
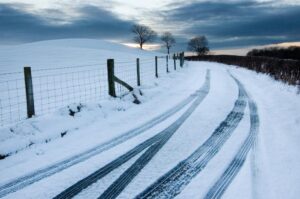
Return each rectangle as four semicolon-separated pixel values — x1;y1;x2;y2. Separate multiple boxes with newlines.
135;73;248;199
0;71;210;199
204;75;259;199
98;129;174;199
98;73;210;199
53;71;210;199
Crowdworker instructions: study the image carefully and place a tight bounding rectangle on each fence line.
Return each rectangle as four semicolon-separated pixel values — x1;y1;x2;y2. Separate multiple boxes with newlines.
0;53;185;127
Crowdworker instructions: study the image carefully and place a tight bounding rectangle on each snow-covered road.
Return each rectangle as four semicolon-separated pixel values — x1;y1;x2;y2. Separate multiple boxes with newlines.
0;61;299;199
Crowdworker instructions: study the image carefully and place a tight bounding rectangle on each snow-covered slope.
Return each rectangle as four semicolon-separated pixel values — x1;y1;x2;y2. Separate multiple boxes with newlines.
0;39;168;156
0;39;157;72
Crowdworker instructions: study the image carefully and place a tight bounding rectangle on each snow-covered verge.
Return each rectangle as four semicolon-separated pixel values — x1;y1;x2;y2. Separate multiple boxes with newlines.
0;92;138;158
0;39;172;158
0;65;194;158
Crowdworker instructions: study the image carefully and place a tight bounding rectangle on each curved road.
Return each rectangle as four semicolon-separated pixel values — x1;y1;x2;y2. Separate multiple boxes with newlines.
1;69;260;199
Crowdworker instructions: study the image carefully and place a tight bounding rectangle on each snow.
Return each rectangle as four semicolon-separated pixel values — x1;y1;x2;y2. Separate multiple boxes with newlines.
0;66;205;199
117;64;239;198
0;39;157;72
180;62;300;199
0;39;299;199
227;66;300;199
0;38;170;156
0;39;165;126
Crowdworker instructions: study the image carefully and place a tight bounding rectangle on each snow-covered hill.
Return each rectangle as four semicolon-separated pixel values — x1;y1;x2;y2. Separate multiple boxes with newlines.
0;39;158;72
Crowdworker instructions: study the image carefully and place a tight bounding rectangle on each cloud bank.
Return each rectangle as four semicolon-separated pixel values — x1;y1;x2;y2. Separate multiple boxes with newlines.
0;4;134;44
0;1;299;49
163;1;300;48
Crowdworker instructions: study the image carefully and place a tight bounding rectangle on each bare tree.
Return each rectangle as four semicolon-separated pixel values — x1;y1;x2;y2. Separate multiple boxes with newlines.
187;36;209;56
161;32;176;54
132;24;157;49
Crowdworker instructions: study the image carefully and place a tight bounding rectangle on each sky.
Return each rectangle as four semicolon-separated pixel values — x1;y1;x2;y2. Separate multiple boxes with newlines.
0;0;300;52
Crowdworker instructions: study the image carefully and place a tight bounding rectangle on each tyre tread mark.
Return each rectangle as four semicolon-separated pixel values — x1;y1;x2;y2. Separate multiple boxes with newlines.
53;71;211;199
204;75;259;199
135;74;248;199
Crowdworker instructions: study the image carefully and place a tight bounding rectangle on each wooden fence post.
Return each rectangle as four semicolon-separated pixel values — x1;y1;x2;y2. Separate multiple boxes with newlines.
155;56;158;78
173;54;176;70
166;55;169;73
179;53;182;67
24;66;35;118
107;59;116;97
136;58;141;86
180;52;184;67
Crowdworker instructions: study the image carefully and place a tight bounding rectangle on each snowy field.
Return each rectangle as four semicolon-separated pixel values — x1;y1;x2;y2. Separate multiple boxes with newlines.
0;39;166;126
0;39;299;199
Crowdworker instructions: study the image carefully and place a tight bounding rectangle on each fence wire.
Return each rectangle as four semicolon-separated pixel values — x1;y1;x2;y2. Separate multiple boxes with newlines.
140;58;156;84
157;56;168;77
32;65;108;116
0;55;182;127
114;60;137;96
0;77;27;126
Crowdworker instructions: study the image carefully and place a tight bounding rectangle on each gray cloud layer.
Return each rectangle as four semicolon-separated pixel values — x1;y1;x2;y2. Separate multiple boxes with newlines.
0;4;134;44
164;1;300;48
0;1;299;49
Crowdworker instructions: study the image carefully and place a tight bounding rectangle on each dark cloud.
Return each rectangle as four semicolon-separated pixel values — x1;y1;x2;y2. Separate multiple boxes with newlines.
167;1;262;21
1;1;299;49
0;4;135;44
164;1;300;49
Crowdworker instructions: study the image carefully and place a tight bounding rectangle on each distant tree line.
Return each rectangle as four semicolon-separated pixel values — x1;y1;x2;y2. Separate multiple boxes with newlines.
131;24;209;55
247;46;300;61
186;54;300;86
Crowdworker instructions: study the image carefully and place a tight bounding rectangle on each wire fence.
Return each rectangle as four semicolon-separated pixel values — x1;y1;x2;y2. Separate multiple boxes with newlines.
0;53;184;127
140;58;157;85
0;75;27;126
32;65;108;116
115;60;137;96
